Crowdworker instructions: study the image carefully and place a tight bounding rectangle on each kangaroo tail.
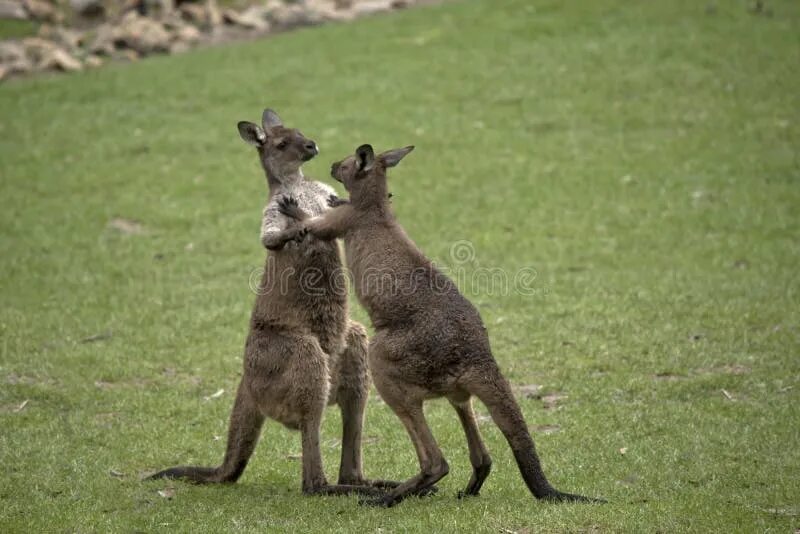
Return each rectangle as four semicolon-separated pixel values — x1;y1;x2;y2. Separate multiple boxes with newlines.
149;383;265;484
471;367;602;503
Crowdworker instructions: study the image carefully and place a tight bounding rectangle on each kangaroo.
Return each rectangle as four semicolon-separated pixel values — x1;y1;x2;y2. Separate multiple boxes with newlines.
278;144;604;507
149;111;389;496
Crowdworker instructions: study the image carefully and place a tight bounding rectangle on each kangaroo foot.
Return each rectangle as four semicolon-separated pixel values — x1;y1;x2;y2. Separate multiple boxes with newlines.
358;493;399;508
358;484;439;507
303;484;387;497
147;466;230;484
539;490;607;504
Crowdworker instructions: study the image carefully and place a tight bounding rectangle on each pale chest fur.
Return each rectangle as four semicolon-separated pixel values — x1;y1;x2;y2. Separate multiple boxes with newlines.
261;178;348;355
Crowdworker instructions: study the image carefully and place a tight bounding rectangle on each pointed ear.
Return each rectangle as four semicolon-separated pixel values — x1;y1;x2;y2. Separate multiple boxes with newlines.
238;121;266;146
356;144;375;172
262;108;283;131
380;145;415;168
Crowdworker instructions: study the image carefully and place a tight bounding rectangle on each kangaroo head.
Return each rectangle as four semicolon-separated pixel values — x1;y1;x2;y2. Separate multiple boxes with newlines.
237;109;319;185
330;144;414;204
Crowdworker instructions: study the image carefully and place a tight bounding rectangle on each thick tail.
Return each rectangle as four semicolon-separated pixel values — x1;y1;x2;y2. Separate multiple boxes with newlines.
149;383;265;484
471;368;602;503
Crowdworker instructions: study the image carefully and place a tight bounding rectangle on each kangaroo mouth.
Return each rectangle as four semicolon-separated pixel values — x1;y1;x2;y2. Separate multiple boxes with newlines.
330;161;342;181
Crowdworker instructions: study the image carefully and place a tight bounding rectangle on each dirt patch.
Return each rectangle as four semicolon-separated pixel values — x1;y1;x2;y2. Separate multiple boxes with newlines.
530;424;561;435
108;217;144;235
5;372;57;386
94;377;153;390
654;372;686;381
514;384;543;398
697;364;751;375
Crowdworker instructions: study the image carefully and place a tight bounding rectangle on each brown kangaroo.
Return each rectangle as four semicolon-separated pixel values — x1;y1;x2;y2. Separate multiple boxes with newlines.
149;111;391;496
278;144;604;506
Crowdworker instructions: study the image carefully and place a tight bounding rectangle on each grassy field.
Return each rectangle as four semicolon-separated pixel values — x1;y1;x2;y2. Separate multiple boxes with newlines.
1;0;799;531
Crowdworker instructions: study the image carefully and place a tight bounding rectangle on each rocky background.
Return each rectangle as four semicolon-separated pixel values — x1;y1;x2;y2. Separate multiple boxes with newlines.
0;0;425;81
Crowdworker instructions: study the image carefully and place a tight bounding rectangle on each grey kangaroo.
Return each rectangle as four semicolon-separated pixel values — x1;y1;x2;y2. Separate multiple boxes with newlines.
149;111;391;496
278;144;604;506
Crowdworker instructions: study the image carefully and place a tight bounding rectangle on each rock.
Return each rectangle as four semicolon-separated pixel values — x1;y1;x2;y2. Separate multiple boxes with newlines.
23;0;60;23
156;14;201;54
88;13;172;56
223;5;269;31
172;21;201;44
305;0;356;22
179;0;220;30
21;37;82;72
0;40;27;63
38;25;84;53
113;48;140;62
130;0;175;18
310;2;356;22
0;1;28;20
70;0;105;18
267;2;324;30
0;40;32;78
115;12;172;54
160;10;183;29
21;36;54;57
87;24;116;55
169;39;190;54
206;0;221;28
39;47;83;72
85;54;103;68
178;2;206;25
351;0;394;17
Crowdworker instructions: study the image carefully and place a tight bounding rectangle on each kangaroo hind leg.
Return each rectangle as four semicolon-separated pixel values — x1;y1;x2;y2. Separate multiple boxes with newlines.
335;321;370;485
361;401;449;508
468;367;602;503
149;381;265;483
449;396;492;497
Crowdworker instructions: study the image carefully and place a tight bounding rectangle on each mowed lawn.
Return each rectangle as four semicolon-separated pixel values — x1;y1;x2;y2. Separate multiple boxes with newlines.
1;0;799;531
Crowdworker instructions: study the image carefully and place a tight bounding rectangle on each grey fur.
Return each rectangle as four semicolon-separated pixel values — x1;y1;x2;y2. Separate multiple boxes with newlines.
148;113;398;496
280;144;605;507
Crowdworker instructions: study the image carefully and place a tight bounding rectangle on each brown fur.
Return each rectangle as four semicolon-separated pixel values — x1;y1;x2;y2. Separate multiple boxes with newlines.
279;144;604;506
149;112;394;496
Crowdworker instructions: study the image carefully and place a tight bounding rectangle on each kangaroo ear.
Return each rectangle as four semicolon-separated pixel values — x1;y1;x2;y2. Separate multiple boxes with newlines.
238;121;266;146
356;144;375;172
380;145;415;168
262;108;283;130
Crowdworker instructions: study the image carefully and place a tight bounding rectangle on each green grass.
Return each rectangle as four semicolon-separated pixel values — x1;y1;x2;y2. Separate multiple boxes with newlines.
1;0;799;531
0;19;38;40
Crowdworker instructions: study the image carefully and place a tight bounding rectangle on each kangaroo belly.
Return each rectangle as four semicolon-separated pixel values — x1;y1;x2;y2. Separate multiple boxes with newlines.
244;327;332;430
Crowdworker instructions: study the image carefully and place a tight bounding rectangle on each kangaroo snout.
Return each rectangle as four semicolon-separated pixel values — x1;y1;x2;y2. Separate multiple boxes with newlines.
330;161;341;181
302;141;319;161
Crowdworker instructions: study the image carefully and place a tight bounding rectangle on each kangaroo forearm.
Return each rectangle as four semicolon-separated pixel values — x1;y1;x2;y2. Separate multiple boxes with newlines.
304;206;353;241
305;217;347;241
262;229;296;250
305;219;341;241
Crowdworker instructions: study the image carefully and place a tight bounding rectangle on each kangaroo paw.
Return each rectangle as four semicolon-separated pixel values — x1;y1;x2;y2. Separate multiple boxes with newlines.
304;484;386;497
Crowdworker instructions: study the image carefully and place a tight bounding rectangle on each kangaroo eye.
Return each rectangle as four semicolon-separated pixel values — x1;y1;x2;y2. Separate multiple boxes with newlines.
276;140;289;150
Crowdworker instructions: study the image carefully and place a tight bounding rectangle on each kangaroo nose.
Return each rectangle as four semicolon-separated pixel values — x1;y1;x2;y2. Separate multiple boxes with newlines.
330;162;340;178
305;141;318;154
